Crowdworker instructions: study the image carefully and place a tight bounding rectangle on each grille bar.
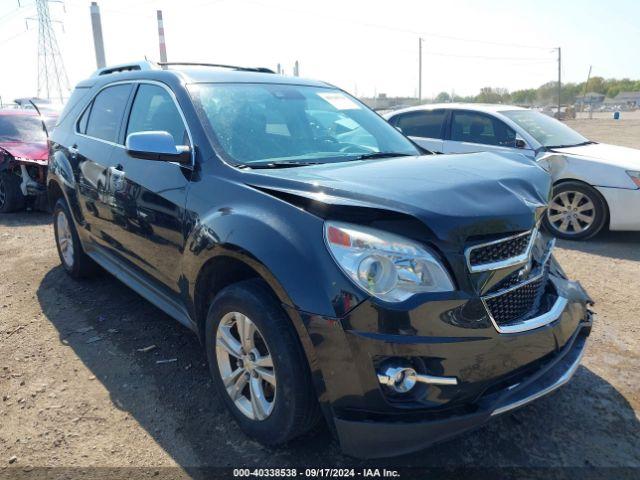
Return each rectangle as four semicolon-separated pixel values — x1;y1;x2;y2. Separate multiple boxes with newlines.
465;228;537;273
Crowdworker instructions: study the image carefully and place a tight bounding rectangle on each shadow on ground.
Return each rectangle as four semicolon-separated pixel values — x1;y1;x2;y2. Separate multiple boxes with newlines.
0;210;51;227
557;230;640;262
36;266;640;471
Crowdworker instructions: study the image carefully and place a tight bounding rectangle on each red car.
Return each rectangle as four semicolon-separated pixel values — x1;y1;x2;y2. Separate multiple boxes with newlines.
0;109;56;212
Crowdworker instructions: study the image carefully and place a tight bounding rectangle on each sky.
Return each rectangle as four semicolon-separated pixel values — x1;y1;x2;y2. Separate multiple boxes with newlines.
0;0;639;103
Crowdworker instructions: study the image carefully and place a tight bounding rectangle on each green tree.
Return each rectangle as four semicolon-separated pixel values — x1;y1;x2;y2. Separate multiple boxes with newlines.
434;91;451;103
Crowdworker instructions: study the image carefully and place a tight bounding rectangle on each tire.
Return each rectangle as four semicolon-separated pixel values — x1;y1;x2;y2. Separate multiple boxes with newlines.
543;181;607;240
53;198;98;278
0;172;26;213
205;279;320;446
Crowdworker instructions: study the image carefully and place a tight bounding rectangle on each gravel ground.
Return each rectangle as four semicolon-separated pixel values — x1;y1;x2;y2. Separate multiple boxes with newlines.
0;119;639;474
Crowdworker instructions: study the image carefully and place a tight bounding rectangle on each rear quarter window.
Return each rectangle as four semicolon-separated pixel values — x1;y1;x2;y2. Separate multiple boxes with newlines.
56;87;92;127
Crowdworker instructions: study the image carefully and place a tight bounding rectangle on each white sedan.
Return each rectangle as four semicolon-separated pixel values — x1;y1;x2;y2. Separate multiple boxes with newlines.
384;104;640;240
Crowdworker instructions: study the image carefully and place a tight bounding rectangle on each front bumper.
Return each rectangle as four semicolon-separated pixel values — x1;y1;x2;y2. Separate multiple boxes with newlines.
300;265;593;459
596;186;640;231
334;320;590;458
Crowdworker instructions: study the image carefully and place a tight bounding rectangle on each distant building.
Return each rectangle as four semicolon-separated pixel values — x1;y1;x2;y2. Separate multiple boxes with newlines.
575;92;605;108
613;91;640;108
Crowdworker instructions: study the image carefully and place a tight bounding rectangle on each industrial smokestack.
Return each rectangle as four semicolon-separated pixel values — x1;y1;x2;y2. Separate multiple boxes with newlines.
157;10;167;63
90;2;106;68
293;60;299;77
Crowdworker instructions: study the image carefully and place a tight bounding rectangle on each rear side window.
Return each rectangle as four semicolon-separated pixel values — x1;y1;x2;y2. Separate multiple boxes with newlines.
56;86;91;127
451;111;516;147
126;84;188;145
84;84;131;143
392;110;445;139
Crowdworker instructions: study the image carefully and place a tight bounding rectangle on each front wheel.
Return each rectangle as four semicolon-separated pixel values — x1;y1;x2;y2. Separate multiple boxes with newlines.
0;172;26;213
205;279;320;446
543;182;607;240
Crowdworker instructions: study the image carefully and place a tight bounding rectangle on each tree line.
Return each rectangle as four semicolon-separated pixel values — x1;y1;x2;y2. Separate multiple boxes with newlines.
433;77;640;106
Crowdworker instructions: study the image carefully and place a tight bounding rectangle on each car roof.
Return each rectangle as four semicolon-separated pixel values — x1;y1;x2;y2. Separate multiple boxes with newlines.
387;103;529;116
76;61;332;90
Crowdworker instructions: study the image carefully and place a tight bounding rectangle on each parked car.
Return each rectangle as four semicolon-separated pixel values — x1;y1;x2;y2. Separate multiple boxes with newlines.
385;104;640;240
0;109;57;212
47;62;593;458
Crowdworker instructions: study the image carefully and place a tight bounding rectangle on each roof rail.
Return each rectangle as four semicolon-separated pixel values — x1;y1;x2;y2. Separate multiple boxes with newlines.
92;60;157;77
157;62;275;74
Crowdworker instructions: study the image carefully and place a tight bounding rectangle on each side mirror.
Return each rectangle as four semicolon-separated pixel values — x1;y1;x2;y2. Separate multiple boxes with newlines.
515;138;527;149
126;131;191;164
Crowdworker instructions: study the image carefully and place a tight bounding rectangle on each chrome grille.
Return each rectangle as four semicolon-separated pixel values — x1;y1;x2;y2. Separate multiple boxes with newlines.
484;274;547;327
465;229;536;273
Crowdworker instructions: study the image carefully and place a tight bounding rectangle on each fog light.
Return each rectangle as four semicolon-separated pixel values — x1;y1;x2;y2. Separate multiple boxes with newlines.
377;365;459;393
377;366;417;393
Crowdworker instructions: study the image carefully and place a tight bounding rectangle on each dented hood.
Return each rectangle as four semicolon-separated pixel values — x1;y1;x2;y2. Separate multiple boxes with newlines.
551;142;640;170
0;141;48;164
247;152;552;244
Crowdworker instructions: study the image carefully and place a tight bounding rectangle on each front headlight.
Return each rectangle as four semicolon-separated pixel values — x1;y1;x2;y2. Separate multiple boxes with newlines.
324;221;455;302
627;170;640;188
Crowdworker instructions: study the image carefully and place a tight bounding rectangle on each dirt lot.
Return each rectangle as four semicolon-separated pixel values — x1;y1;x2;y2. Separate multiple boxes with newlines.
1;119;639;475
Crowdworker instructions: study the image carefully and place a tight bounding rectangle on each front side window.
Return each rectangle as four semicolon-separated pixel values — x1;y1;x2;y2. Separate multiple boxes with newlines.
0;115;47;143
502;110;588;148
126;84;188;145
84;84;131;143
392;110;445;139
188;83;419;166
451;111;516;147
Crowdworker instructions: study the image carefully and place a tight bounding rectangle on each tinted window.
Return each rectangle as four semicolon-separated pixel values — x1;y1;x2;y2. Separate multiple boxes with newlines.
56;86;91;126
393;110;445;138
77;106;90;134
126;84;188;145
451;111;516;147
85;84;131;142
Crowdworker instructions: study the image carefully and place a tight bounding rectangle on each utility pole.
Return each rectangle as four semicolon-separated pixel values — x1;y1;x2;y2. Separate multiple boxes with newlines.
557;47;562;117
418;37;423;103
31;0;70;103
582;65;592;117
157;10;167;63
90;2;106;68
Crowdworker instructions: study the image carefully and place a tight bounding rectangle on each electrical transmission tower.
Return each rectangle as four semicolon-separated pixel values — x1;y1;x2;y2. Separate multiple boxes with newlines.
32;0;70;103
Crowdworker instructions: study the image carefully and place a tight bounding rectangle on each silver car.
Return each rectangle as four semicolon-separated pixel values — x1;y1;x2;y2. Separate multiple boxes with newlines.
385;104;640;240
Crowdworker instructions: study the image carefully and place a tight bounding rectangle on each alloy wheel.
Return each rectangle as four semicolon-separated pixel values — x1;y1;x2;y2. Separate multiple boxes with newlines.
547;190;595;235
56;210;75;268
215;311;276;421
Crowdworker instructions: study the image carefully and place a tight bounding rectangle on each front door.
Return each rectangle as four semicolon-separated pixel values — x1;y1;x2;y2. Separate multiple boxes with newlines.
443;110;520;156
108;82;192;293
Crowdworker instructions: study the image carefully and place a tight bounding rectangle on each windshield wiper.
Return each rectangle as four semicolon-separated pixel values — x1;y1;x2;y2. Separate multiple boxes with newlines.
353;152;415;160
546;140;595;149
236;160;324;169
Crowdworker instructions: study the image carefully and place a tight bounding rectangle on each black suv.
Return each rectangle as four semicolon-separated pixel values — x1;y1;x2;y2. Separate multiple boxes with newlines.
47;61;593;458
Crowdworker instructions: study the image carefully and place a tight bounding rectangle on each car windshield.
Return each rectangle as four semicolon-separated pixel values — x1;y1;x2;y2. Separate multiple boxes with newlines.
188;83;420;166
0;115;47;143
502;109;589;148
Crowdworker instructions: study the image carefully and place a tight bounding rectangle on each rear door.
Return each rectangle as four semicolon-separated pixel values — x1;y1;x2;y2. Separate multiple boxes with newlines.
73;83;134;248
443;110;518;156
108;82;192;292
388;109;446;153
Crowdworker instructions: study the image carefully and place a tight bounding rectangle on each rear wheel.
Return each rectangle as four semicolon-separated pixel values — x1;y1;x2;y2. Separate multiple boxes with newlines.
205;279;320;445
543;182;607;240
53;198;98;278
0;172;26;213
